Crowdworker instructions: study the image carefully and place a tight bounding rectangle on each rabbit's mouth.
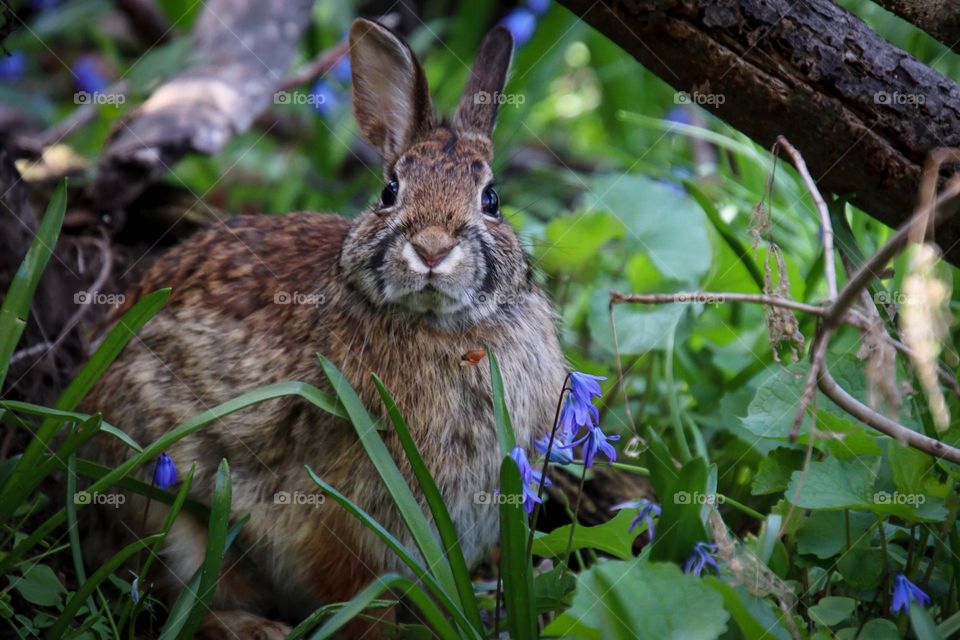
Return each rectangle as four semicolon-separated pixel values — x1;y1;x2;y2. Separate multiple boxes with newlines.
392;284;470;315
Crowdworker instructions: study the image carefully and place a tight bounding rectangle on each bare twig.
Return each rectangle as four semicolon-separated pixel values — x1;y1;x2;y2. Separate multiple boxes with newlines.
818;364;960;463
609;291;828;316
788;331;830;442
277;41;351;93
774;136;838;300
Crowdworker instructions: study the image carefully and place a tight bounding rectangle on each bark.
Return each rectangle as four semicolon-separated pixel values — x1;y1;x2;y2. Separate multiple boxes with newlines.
557;0;960;265
871;0;960;55
91;0;314;209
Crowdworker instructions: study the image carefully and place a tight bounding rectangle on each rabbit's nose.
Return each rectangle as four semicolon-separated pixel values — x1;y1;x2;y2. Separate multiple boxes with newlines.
410;227;458;269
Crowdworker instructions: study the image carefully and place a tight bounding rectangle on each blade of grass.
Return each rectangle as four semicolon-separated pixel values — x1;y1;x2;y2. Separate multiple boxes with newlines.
177;459;231;640
372;375;483;632
499;456;536;640
158;516;248;640
305;469;479;639
46;533;162;640
0;179;66;390
307;574;459;640
0;401;142;452
0;289;170;520
316;356;458;600
64;415;103;620
488;352;516;455
286;600;395;640
0;380;342;573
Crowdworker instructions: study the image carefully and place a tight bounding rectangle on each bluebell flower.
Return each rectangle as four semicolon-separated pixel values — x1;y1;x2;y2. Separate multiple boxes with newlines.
501;9;537;46
565;424;619;468
891;574;930;615
331;56;351;84
73;55;107;93
569;371;605;405
526;0;550;16
684;542;719;576
310;79;341;117
130;575;140;604
0;51;25;82
664;105;692;126
535;430;574;464
152;453;177;490
510;446;550;513
612;499;661;539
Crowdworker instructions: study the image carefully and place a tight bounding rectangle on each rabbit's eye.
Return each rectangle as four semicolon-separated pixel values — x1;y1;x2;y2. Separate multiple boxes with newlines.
380;178;399;208
481;186;500;219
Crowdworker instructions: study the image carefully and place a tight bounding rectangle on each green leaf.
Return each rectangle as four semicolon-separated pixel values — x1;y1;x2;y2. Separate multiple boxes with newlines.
645;428;708;564
752;448;805;496
372;375;483;632
488;352;517;454
532;509;642;560
909;604;943;640
704;578;791;640
809;596;856;626
584;174;712;285
537;210;625;275
9;564;65;607
795;511;873;559
317;356;458;602
545;559;728;640
596;293;686;355
533;565;576;613
0;179;66;390
499;456;535;640
838;546;884;589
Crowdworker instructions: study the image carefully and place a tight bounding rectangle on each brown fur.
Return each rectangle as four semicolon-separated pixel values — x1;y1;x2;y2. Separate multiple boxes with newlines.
80;19;566;639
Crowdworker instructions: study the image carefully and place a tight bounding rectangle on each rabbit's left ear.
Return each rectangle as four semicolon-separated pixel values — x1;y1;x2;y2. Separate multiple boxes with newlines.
453;26;514;137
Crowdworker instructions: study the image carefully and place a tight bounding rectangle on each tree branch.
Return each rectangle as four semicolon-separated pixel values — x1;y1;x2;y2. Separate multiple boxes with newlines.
870;0;960;55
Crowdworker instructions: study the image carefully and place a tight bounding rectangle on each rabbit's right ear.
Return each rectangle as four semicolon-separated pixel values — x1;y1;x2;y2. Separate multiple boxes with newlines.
350;19;434;166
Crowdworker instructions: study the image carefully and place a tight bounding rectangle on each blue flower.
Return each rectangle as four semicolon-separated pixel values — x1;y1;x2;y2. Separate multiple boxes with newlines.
526;0;550;16
73;55;107;93
535;430;574;464
130;575;140;604
892;574;930;615
510;446;550;513
569;371;605;405
612;499;661;539
310;80;341;117
152;453;177;490
331;56;351;84
684;542;719;576
501;9;537;46
565;424;619;468
0;51;25;82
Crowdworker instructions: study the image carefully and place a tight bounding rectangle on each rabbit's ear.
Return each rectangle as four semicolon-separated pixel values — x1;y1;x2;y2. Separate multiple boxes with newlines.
349;18;434;165
453;26;514;137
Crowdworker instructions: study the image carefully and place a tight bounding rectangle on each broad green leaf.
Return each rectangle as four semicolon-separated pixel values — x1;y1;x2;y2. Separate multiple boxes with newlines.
488;351;517;454
704;578;791;640
9;564;65;607
533;565;576;613
910;605;943;640
837;546;884;589
595;291;686;355
545;559;728;640
795;511;874;560
584;173;711;285
752;448;805;495
532;509;642;560
808;596;856;626
538;210;624;275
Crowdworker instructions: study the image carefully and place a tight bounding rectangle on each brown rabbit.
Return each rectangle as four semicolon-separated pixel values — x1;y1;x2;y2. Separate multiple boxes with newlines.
80;18;567;639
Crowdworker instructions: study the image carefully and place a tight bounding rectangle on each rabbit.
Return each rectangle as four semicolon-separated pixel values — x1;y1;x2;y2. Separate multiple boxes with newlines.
79;17;567;639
